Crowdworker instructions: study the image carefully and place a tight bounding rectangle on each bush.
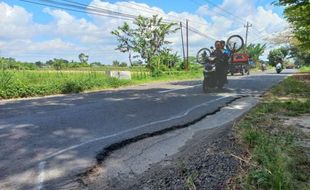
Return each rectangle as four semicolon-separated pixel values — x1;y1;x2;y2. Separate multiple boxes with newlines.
61;80;84;93
0;70;14;89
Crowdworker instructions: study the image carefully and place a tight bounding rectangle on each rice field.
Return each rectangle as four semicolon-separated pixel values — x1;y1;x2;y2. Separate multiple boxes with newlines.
0;69;202;99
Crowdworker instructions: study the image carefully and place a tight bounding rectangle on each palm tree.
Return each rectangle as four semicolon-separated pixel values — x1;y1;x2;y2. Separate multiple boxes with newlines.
244;43;266;66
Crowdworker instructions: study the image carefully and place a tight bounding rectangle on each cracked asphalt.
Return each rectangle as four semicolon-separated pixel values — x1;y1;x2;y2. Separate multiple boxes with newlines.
0;70;294;190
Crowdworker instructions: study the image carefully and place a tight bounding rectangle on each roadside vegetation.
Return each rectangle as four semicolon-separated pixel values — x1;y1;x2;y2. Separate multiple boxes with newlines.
0;15;204;99
233;74;310;189
0;2;308;100
0;68;201;99
300;66;310;73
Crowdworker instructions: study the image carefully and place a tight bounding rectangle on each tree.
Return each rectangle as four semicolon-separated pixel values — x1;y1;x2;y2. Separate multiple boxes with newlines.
156;48;180;69
79;53;89;64
91;62;102;67
268;49;285;66
111;22;134;66
51;59;68;70
269;28;310;66
112;15;179;70
275;0;310;50
131;60;143;67
112;60;120;67
244;43;266;64
289;45;310;66
120;62;128;67
35;61;44;68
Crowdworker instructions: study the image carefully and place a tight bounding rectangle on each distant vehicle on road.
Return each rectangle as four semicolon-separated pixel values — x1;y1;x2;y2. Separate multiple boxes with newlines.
225;35;249;76
286;64;295;69
229;53;250;75
276;63;283;74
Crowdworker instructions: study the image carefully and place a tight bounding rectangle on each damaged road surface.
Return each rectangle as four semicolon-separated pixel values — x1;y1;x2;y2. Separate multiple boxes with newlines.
74;97;258;190
0;71;295;190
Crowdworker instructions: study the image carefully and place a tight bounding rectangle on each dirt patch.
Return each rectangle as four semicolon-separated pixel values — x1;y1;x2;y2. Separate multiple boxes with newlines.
293;73;310;80
282;114;310;149
105;124;247;190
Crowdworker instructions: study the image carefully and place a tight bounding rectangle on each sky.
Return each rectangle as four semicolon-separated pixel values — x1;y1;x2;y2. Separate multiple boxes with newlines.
0;0;288;63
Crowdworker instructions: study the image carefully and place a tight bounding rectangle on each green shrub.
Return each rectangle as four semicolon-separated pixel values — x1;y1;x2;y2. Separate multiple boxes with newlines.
61;80;84;93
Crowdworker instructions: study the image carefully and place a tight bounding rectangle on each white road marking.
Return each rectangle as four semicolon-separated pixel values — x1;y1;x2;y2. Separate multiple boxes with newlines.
158;84;202;93
37;161;46;190
37;95;234;188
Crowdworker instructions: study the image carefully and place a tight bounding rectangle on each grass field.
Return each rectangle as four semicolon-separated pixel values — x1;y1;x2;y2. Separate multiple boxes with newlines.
0;69;202;99
300;66;310;73
233;74;310;189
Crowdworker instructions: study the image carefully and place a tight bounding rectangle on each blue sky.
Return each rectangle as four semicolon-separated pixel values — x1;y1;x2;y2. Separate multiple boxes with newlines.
4;0;284;23
0;0;287;63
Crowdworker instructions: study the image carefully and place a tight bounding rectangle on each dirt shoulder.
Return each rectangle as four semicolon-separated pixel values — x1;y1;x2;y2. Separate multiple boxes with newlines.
229;73;310;189
120;123;246;190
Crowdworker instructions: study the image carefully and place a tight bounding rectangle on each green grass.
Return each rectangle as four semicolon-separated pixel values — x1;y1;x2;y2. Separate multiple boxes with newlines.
234;75;310;190
300;66;310;73
0;69;202;99
270;77;310;98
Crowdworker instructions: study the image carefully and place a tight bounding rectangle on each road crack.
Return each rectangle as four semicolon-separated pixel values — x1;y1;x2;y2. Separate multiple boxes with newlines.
76;95;246;187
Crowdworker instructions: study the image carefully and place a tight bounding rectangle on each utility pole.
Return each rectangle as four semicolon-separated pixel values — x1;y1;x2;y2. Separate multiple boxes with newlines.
185;19;189;71
244;21;252;48
180;22;186;67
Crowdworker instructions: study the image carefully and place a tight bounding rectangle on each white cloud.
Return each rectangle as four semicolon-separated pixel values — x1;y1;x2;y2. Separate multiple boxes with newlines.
43;8;104;44
0;2;46;40
0;0;289;63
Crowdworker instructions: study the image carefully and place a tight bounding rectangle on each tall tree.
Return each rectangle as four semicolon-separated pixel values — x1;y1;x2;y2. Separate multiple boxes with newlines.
78;53;89;64
112;15;179;69
270;30;310;66
268;49;285;66
275;0;310;50
111;22;134;66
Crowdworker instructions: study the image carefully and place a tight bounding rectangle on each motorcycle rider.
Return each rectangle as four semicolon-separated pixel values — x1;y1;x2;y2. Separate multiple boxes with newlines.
220;40;230;84
261;62;267;71
211;41;228;89
276;58;283;73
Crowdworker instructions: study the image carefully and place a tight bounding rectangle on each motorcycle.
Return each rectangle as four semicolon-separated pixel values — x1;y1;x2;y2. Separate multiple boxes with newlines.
276;63;282;74
196;35;244;92
196;48;217;92
261;63;267;72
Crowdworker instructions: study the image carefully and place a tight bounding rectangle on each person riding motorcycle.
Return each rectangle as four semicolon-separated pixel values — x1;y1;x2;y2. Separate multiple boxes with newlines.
220;40;230;84
211;41;228;89
276;58;283;73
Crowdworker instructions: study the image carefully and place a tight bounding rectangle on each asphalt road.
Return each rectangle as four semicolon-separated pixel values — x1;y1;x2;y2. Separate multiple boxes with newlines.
0;70;294;190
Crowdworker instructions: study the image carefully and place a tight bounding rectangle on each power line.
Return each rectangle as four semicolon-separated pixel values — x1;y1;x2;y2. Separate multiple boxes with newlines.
123;0;213;28
203;0;246;24
60;0;141;19
21;0;183;25
184;25;217;41
188;0;246;26
20;0;136;21
191;0;265;37
20;0;217;40
21;0;219;38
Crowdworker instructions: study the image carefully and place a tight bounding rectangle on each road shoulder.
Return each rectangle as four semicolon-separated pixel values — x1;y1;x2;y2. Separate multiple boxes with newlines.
66;97;258;190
